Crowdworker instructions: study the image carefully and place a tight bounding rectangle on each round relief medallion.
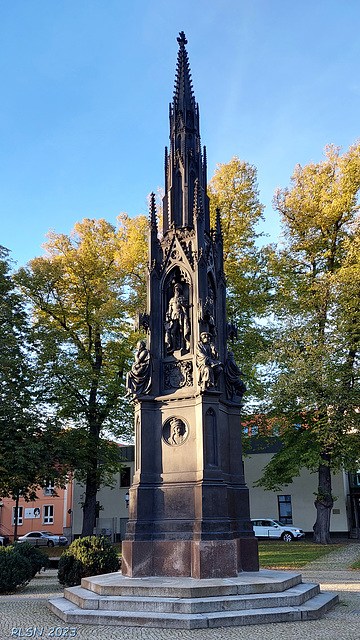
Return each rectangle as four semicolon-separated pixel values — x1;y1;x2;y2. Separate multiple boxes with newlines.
162;417;189;446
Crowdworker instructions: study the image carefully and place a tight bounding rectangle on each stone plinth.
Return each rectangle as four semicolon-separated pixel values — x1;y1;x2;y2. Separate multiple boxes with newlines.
121;537;259;578
48;569;338;628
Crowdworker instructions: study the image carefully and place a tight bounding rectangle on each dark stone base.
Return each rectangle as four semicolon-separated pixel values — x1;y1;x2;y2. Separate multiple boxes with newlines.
121;537;258;578
237;536;260;572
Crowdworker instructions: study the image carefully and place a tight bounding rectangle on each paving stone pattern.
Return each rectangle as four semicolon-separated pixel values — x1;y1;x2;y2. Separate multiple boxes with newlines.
1;544;360;640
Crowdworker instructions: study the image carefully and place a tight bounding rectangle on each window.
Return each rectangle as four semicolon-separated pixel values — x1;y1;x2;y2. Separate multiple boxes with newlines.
120;467;131;487
43;505;54;525
278;495;292;524
12;506;23;526
43;478;55;496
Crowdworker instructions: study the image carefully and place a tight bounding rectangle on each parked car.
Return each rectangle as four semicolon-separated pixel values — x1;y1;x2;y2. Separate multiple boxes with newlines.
0;536;4;546
251;519;305;542
17;531;68;547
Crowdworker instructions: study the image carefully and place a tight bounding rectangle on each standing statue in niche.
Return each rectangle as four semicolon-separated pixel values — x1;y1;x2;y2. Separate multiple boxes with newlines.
125;340;152;398
165;283;191;353
196;332;223;391
224;351;247;401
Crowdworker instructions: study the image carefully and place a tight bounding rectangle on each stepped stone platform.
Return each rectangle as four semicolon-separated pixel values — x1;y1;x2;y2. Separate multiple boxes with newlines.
48;570;338;629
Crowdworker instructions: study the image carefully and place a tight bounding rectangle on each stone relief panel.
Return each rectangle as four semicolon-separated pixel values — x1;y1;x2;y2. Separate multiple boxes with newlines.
162;417;189;446
164;360;193;389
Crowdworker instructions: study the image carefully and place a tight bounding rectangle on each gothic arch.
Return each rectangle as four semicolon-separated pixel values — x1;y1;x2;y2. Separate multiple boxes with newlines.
205;407;218;467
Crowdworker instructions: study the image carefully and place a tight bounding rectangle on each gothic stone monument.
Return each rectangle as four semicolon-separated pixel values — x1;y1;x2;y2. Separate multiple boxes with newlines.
48;33;338;628
122;31;258;579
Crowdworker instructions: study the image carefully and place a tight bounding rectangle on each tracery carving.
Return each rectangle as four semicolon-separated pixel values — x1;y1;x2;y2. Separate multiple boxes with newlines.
205;408;218;467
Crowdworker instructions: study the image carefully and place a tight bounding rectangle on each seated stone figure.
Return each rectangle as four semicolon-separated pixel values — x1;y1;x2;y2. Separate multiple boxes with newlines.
224;351;246;401
196;332;223;391
125;340;152;398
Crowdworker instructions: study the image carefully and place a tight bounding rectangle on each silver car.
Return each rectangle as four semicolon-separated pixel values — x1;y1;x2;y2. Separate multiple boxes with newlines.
18;530;68;547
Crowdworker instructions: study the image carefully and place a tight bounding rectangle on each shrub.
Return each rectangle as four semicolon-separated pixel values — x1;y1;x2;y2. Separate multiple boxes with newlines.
58;536;120;587
58;552;85;587
12;542;50;577
0;546;33;593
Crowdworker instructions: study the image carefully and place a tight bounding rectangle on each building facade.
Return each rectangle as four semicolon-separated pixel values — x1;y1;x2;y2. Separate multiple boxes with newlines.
244;440;351;535
0;481;71;543
0;446;134;543
1;442;356;541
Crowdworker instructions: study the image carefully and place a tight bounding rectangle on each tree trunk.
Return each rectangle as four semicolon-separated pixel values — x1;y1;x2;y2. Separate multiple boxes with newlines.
81;468;98;537
313;458;333;544
14;492;19;541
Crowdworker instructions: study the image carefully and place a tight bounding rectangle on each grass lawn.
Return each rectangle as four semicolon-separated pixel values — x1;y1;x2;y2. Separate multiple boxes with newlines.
40;545;69;558
351;557;360;570
41;540;343;571
259;540;343;570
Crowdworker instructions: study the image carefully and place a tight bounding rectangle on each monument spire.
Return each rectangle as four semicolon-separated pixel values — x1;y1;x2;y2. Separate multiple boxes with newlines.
122;32;257;581
173;31;196;114
163;32;209;234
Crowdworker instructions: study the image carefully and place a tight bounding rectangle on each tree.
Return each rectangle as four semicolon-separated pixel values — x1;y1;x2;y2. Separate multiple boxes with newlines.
0;247;72;539
15;216;148;536
208;157;271;406
256;142;360;543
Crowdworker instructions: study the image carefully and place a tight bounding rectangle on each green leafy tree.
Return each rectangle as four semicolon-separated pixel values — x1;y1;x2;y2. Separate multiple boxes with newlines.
256;142;360;543
208;157;271;406
0;247;73;539
15;216;147;536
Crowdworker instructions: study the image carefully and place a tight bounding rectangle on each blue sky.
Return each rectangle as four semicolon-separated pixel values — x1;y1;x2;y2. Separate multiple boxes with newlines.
1;0;360;268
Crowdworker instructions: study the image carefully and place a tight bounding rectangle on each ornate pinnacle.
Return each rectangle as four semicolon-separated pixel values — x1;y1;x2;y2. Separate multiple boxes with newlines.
215;207;222;239
173;32;195;111
193;178;204;222
149;192;158;232
177;31;187;46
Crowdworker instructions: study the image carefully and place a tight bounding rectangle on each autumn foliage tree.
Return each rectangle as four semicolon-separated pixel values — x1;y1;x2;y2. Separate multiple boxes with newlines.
256;142;360;543
208;157;271;405
15;216;147;536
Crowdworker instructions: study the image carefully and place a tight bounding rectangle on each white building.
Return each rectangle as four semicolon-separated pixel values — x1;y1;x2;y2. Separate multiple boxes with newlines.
66;442;359;541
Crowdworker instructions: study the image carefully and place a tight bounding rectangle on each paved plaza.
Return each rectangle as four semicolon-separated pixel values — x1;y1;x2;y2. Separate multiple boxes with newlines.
1;543;360;640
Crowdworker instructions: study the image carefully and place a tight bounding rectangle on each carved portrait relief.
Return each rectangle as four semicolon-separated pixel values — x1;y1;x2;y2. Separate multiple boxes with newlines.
162;417;189;446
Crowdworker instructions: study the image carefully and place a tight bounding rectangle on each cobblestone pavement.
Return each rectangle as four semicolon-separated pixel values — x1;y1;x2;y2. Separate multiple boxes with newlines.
1;544;360;640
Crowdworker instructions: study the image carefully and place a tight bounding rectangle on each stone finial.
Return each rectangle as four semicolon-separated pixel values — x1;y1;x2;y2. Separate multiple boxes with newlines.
177;31;187;46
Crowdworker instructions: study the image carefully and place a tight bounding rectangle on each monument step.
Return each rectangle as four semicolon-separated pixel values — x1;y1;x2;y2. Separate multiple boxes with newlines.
80;568;302;598
48;591;338;629
63;581;320;613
